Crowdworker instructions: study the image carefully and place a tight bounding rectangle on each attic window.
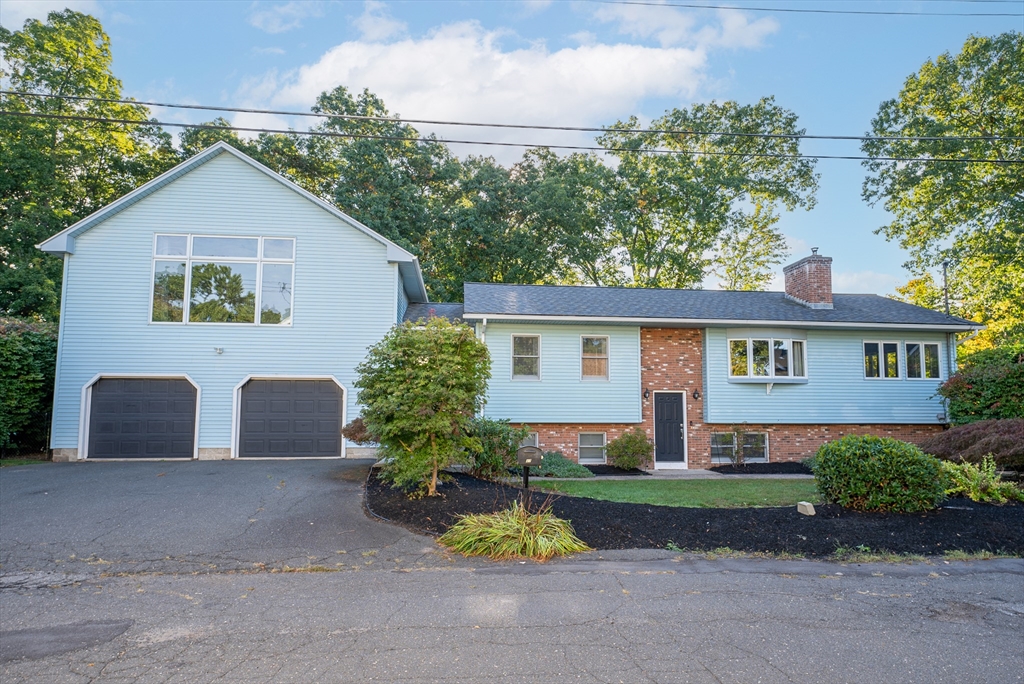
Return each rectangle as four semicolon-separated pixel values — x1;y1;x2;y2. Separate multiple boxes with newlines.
151;234;295;326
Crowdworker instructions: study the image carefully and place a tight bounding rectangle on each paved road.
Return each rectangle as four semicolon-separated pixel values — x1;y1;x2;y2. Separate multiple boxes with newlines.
2;461;1023;683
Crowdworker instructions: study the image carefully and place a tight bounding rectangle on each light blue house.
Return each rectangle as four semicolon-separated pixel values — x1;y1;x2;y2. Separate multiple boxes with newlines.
40;143;981;468
39;142;426;461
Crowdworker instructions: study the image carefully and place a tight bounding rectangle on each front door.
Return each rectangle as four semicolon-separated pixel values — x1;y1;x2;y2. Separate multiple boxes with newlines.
654;392;686;466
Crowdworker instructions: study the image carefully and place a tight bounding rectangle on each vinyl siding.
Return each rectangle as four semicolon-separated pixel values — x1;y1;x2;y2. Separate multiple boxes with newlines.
704;327;949;424
52;152;396;450
481;323;641;423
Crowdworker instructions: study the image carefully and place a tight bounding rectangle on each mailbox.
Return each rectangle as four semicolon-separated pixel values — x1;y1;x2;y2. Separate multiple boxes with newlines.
516;446;544;467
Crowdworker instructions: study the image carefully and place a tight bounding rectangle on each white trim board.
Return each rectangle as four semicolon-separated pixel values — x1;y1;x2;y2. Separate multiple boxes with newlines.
652;390;688;470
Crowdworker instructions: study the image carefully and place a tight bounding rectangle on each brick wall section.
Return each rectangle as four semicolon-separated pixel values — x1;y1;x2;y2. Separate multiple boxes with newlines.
518;326;943;468
783;254;833;306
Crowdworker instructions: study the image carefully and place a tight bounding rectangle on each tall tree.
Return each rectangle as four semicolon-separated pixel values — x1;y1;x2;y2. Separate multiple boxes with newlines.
862;32;1024;349
597;98;817;289
0;10;176;320
711;204;789;290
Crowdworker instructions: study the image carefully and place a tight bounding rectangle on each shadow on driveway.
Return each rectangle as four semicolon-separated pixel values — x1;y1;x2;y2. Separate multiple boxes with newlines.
0;460;446;578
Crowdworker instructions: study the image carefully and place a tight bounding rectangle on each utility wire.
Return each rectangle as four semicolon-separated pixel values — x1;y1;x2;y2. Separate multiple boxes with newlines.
2;110;1019;164
3;91;1021;142
587;0;1023;16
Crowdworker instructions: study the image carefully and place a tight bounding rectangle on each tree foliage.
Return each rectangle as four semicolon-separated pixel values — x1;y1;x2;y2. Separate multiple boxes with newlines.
0;317;57;451
0;10;177;320
863;32;1024;350
937;344;1024;424
354;318;490;496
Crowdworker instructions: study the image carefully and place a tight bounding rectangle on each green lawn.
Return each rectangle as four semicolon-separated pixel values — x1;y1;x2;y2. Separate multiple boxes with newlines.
0;458;49;467
532;478;821;508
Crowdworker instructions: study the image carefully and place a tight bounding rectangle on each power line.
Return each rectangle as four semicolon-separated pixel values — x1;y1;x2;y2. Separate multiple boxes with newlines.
2;109;1019;164
4;91;1021;143
587;0;1023;16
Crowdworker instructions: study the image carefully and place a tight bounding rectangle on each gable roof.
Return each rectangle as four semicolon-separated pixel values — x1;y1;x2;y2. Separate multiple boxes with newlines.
462;283;981;331
36;141;428;303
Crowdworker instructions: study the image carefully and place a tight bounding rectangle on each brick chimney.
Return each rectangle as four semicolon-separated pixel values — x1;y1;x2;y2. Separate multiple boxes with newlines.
783;248;833;309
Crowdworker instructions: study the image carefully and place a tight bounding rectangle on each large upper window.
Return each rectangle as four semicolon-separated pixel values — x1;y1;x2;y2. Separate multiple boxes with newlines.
729;338;805;378
864;341;899;379
906;342;941;379
512;335;540;379
152;234;294;325
581;336;609;380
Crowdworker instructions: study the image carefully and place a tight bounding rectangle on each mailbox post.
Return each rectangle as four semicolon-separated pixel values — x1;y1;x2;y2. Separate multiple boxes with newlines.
516;446;544;489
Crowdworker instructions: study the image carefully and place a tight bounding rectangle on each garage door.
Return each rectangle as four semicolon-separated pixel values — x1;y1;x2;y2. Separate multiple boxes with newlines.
88;378;197;459
239;379;342;457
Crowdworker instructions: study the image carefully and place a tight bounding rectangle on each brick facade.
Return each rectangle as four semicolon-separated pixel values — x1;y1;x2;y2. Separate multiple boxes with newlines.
521;327;943;468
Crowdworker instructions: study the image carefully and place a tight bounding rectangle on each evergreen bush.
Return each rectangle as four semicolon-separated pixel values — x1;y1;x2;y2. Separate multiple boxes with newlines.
938;344;1024;424
812;435;946;512
467;418;531;481
605;427;653;471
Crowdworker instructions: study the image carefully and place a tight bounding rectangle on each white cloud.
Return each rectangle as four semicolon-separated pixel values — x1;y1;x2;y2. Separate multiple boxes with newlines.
247;1;323;34
253;46;287;55
244;20;708;161
594;3;777;49
354;1;406;42
0;1;99;29
833;270;903;296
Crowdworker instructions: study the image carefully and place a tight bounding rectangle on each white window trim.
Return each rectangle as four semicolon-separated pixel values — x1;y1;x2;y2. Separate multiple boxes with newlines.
230;374;347;460
709;431;770;464
578;432;607;465
863;340;901;380
77;373;201;461
905;341;942;380
580;335;610;382
511;333;542;381
727;337;807;379
521;432;539;448
149;233;295;327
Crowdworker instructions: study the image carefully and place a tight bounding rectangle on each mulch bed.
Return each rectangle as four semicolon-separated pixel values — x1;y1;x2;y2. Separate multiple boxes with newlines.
584;464;650;476
709;462;813;475
365;470;1024;557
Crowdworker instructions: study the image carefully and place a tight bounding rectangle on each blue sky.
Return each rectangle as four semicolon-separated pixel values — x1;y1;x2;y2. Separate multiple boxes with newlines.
4;1;1021;294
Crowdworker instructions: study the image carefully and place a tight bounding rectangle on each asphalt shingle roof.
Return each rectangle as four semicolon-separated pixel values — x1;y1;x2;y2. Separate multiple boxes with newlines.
460;283;979;329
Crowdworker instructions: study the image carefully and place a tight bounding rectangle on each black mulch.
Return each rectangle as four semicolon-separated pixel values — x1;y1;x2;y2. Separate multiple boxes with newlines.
710;462;813;475
365;470;1024;557
584;464;651;476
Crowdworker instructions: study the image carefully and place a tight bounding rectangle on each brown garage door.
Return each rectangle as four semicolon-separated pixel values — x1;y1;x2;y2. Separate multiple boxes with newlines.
88;378;197;459
239;379;342;457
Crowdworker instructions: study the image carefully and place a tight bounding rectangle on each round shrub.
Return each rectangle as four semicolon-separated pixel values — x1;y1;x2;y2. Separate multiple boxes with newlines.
812;435;946;512
606;427;653;471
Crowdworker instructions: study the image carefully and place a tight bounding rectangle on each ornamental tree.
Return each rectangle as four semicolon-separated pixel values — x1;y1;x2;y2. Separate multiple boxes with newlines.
355;318;490;496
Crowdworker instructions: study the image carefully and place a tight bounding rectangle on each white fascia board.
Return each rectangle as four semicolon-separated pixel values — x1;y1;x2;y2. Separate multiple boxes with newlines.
460;312;983;332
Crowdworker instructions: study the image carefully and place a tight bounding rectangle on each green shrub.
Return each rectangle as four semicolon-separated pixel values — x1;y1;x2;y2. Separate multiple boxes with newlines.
467;418;531;481
812;435;946;512
534;451;594;478
355;319;490;496
1;317;58;453
938;344;1024;424
606;427;653;471
941;456;1024;504
918;419;1024;471
437;500;591;561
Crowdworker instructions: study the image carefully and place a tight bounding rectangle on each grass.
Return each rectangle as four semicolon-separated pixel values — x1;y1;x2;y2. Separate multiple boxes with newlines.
532;478;821;508
0;458;49;467
438;500;591;561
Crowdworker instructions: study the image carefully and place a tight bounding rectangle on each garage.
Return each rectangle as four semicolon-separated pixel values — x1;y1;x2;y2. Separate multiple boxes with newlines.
238;379;343;458
87;378;197;459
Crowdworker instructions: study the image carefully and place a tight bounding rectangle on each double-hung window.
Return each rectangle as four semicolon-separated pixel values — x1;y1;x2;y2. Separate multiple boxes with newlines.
512;335;540;380
906;342;941;379
152;234;294;325
729;338;806;378
864;341;899;379
581;336;609;380
578;433;607;464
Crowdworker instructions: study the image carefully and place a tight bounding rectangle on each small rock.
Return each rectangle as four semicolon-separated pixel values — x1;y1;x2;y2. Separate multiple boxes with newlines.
797;501;816;516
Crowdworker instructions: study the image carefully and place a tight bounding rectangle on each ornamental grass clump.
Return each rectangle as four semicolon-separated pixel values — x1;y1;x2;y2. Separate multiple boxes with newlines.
438;500;591;562
812;435;946;513
941;456;1024;505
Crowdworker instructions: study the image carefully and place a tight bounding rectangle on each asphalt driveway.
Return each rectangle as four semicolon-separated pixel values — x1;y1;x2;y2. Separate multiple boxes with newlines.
0;460;445;579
